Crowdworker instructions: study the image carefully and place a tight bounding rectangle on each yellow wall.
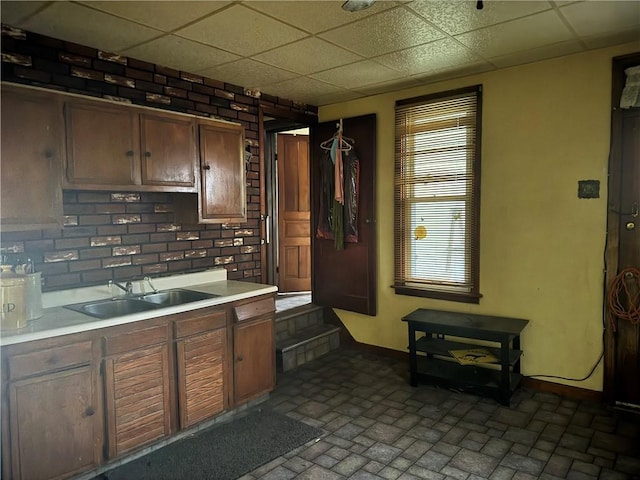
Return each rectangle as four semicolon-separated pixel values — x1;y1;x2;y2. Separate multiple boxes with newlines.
319;42;639;392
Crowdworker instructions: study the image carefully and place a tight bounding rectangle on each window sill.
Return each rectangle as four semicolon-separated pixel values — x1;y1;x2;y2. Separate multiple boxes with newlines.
392;285;481;304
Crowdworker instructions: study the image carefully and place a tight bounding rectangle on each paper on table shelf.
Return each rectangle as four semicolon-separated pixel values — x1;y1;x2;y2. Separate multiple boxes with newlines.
449;348;498;365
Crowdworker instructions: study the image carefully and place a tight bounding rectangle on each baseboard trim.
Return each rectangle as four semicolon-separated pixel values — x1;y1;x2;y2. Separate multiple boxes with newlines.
521;377;603;402
321;307;605;403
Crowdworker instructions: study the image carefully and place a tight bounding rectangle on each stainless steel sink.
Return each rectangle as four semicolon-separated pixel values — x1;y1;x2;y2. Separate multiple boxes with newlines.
65;288;219;319
138;289;218;307
66;298;160;319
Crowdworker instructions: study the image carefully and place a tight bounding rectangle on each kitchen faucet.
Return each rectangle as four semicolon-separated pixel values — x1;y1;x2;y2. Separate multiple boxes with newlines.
109;280;134;296
144;276;158;294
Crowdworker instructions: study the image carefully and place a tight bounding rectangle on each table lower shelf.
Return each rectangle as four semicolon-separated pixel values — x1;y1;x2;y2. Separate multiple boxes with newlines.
414;356;522;405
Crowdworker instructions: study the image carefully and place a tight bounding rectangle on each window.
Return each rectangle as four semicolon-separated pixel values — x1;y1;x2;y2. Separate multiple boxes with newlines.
393;86;482;303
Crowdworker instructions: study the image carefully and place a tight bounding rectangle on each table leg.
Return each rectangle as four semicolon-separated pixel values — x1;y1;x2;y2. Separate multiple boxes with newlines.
500;338;511;406
408;324;418;387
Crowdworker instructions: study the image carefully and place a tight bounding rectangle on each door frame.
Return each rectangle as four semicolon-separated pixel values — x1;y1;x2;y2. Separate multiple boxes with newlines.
258;105;317;288
603;51;640;403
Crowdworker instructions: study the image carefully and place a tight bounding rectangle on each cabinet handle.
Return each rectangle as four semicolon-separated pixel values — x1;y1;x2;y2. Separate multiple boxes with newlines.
126;150;134;157
84;406;95;417
145;151;152;158
203;164;211;171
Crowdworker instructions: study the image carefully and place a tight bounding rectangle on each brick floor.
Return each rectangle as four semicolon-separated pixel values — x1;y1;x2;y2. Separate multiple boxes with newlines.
241;348;640;480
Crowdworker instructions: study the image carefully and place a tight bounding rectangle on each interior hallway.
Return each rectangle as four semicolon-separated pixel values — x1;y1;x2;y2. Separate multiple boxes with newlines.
243;348;640;480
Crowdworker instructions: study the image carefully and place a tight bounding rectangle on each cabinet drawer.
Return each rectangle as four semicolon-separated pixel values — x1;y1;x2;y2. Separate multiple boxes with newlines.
174;309;226;339
233;296;275;323
103;323;169;356
8;341;93;380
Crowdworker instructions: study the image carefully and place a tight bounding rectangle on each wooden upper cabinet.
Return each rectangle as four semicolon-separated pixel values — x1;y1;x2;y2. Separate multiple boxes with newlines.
140;113;196;188
64;98;197;192
198;121;246;223
1;85;64;231
64;100;140;187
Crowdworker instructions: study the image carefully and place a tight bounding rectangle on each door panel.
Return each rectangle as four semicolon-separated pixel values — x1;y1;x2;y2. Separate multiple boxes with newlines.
65;101;140;185
614;108;640;406
605;53;640;407
140;113;196;188
311;114;377;315
278;134;311;292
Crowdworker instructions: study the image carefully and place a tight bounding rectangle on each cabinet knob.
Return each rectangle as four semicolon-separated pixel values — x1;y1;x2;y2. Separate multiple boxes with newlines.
126;150;134;157
237;355;243;362
83;406;95;417
203;164;211;171
145;152;152;158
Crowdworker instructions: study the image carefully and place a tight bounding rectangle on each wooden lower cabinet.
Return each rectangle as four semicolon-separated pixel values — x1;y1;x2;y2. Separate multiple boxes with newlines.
1;294;276;479
102;322;172;458
1;336;102;480
174;308;228;428
233;295;276;405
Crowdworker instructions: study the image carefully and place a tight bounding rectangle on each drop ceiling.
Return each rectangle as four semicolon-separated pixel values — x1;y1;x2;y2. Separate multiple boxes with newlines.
2;1;639;106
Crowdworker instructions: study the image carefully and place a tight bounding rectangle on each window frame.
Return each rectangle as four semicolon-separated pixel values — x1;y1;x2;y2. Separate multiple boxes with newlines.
393;85;482;304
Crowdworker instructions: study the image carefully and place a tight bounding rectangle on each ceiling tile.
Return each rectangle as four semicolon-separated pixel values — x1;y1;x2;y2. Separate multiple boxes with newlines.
411;60;495;85
175;4;308;57
122;35;240;73
310;60;406;89
19;2;162;52
374;38;480;75
197;59;298;90
407;0;553;35
560;1;640;37
252;37;363;75
313;90;366;107
244;0;396;34
0;1;48;26
80;1;231;32
581;29;640;50
455;10;575;58
355;77;424;96
488;39;584;69
318;6;445;57
264;76;348;105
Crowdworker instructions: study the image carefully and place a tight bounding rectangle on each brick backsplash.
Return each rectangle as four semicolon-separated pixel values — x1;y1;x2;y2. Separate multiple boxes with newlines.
1;24;318;291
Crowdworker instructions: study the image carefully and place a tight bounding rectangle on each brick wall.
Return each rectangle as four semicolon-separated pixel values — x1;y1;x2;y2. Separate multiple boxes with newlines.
0;25;318;291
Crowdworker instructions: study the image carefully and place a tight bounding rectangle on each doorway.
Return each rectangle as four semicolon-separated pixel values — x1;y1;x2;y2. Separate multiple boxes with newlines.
259;106;316;305
604;52;640;408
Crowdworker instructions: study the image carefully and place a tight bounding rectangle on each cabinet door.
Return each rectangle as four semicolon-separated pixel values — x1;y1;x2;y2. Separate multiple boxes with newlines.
1;86;64;231
233;317;275;405
140;113;197;190
176;328;226;428
8;366;101;480
103;344;171;458
198;121;246;223
65;100;140;187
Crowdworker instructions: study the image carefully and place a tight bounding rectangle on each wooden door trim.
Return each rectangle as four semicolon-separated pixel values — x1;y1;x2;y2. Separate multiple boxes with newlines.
258;104;317;284
603;52;640;402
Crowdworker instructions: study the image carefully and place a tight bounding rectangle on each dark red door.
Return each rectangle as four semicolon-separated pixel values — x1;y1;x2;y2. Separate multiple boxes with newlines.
310;114;377;315
614;108;640;407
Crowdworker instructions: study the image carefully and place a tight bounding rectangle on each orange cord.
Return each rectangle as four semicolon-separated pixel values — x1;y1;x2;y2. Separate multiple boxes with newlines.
607;266;640;332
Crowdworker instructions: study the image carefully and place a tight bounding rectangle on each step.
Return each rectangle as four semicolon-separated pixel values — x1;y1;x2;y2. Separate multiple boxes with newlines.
276;323;341;372
275;304;324;344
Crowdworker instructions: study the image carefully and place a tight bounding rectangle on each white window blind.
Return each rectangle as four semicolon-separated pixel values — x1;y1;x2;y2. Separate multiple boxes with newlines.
394;86;482;303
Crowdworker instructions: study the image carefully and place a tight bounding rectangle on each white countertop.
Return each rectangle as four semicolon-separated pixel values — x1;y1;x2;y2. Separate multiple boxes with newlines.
1;269;277;346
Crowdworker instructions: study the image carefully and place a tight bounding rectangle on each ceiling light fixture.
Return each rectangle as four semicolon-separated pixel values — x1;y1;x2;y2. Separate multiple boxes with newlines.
341;0;375;12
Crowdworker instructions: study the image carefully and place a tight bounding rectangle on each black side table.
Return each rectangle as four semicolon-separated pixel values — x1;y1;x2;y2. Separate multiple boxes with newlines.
402;308;529;406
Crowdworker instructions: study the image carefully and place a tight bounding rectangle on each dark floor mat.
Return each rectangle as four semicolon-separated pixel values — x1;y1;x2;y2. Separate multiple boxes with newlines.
99;408;323;480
